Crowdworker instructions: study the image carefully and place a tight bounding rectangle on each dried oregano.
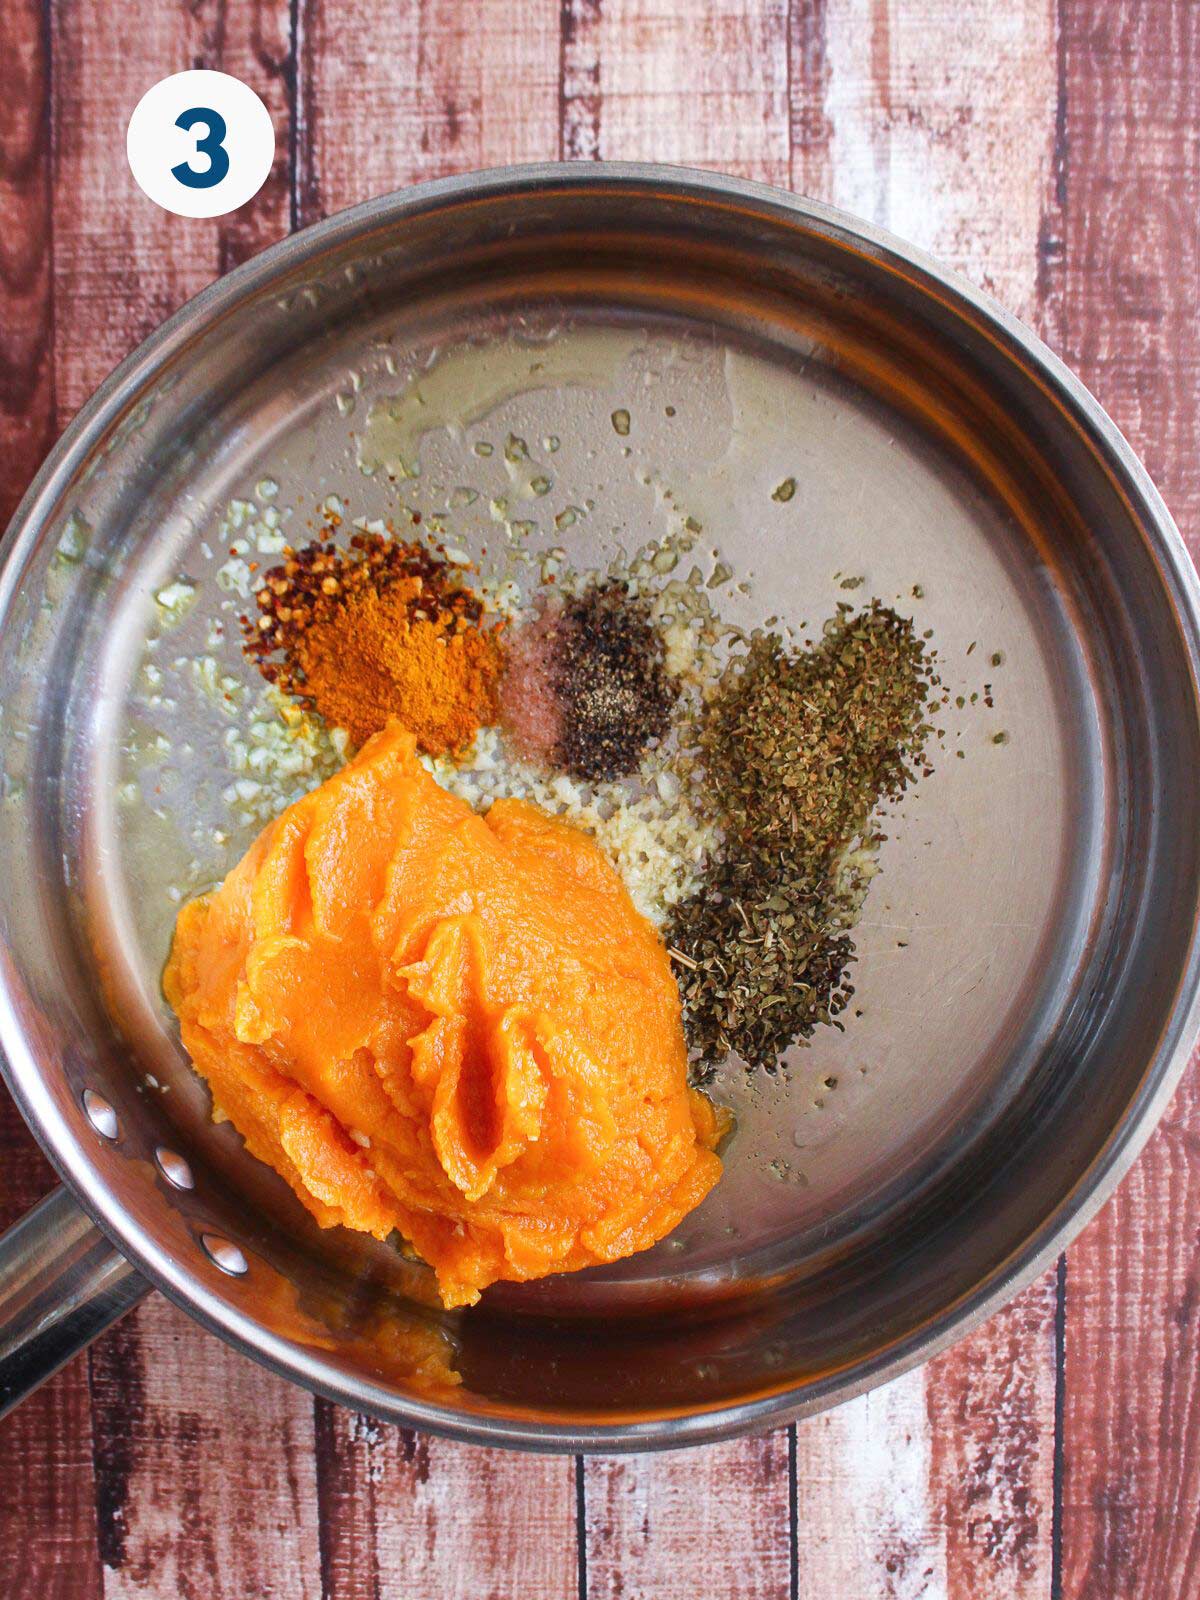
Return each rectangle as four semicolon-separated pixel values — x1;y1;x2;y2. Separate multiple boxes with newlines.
666;601;938;1073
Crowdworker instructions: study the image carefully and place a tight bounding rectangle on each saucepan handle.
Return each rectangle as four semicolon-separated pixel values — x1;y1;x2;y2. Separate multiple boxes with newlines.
0;1186;149;1417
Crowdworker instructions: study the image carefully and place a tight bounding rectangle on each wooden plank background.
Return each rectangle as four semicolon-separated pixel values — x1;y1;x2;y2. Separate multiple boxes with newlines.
0;0;1197;1594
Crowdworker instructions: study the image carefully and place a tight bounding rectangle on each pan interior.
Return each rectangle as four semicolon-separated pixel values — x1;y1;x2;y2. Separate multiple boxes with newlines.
1;180;1194;1431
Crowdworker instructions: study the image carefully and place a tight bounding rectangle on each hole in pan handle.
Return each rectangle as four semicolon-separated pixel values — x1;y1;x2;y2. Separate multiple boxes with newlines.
0;1187;149;1419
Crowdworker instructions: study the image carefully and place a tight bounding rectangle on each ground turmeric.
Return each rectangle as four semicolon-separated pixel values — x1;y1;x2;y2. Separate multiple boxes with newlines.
296;582;502;751
242;531;504;755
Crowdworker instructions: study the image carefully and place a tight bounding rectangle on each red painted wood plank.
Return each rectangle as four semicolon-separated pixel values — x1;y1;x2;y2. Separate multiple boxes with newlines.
295;13;576;1597
52;1;292;421
586;1436;791;1600
47;5;321;1593
0;8;101;1597
561;0;791;184
0;1365;102;1600
927;1275;1059;1599
315;1404;578;1600
0;0;55;528
858;8;1064;1598
0;0;57;1206
563;7;795;1592
52;4;211;421
1056;0;1200;565
812;0;1060;324
786;0;834;202
89;1296;322;1600
0;0;300;1574
795;1371;943;1595
794;1279;1056;1599
1061;1086;1200;1600
787;6;1062;1597
1056;2;1200;1593
296;0;560;227
209;0;294;268
560;0;603;161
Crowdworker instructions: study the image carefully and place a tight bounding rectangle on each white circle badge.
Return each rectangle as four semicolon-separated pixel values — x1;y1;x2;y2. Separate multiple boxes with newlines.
127;70;275;219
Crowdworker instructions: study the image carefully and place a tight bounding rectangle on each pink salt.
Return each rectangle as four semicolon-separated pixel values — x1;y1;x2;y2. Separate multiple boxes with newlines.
499;602;567;763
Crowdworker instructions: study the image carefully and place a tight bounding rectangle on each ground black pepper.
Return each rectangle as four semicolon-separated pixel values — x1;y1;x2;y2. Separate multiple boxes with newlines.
552;582;678;781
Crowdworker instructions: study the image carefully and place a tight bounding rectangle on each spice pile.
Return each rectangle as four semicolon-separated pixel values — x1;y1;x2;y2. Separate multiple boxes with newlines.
231;515;947;1079
666;601;939;1073
242;532;503;754
501;580;679;780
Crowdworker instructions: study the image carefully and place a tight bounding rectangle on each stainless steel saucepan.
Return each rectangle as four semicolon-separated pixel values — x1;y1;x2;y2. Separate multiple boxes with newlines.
2;165;1199;1451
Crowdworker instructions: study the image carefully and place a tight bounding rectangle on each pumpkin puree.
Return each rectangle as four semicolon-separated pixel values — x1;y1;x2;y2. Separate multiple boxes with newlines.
164;721;724;1307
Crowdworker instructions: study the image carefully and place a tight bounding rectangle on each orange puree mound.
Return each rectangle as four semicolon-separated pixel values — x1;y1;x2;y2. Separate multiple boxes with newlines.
164;721;724;1307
